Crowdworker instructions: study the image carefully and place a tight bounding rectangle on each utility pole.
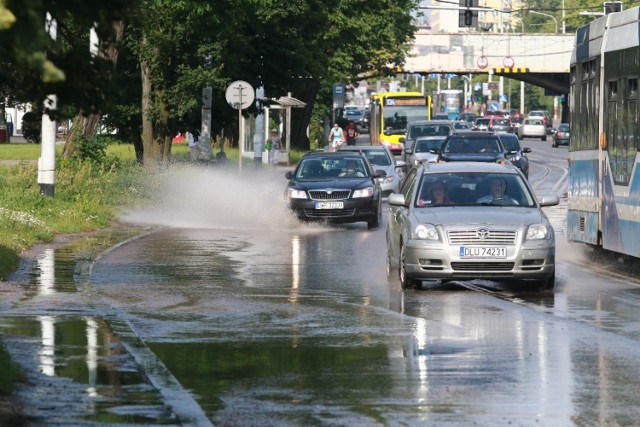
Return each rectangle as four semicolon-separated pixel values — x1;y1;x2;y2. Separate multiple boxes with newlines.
38;12;57;197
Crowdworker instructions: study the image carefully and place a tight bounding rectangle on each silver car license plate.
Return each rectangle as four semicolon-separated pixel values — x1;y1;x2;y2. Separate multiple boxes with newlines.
460;246;506;258
315;201;344;209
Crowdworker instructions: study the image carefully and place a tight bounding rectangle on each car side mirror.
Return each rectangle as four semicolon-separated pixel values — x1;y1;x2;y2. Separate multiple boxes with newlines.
538;195;560;207
395;160;406;168
374;170;387;178
388;193;407;207
522;147;532;153
404;149;413;155
285;171;293;179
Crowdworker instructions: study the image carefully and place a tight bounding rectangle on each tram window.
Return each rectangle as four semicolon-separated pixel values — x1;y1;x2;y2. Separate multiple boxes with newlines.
608;80;618;99
629;78;638;99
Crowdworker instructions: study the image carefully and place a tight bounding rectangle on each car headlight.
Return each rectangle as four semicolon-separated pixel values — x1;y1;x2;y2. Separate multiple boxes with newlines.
413;159;421;167
287;188;308;199
353;187;374;198
414;224;439;240
509;154;521;161
526;223;549;240
377;176;394;184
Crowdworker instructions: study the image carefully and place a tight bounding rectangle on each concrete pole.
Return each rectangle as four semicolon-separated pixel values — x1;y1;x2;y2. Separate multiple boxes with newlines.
253;86;265;166
200;87;213;160
39;95;57;197
520;81;525;115
38;12;57;197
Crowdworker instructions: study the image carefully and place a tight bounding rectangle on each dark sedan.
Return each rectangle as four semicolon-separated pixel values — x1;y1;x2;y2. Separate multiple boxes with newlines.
437;132;506;163
552;123;570;147
285;152;385;229
498;133;531;178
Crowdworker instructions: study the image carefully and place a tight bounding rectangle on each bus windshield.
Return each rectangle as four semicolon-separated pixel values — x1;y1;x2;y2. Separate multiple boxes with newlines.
383;105;430;134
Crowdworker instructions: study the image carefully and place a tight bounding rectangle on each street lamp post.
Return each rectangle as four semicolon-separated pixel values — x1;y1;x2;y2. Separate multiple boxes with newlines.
529;10;558;33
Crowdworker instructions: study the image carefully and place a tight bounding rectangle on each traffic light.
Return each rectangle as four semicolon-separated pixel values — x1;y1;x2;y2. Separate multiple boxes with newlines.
458;0;478;27
604;1;622;14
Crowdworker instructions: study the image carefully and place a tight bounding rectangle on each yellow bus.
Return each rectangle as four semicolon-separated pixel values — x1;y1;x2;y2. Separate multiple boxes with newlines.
369;91;431;155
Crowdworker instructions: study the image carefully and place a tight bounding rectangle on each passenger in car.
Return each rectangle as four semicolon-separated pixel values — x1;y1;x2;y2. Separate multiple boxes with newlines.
339;160;365;177
477;177;519;204
418;181;453;206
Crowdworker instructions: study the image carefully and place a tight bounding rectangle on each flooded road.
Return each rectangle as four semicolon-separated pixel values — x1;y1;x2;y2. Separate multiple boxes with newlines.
3;150;640;426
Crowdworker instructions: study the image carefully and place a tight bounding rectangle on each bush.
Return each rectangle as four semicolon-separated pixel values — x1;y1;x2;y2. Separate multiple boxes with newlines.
21;111;41;143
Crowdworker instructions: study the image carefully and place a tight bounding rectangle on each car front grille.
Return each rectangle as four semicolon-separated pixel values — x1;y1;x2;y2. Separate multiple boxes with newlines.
451;262;515;271
304;208;356;218
447;230;517;245
309;190;351;200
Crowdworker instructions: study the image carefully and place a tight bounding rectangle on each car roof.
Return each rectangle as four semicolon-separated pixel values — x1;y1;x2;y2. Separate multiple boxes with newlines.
409;120;453;126
421;161;520;175
302;150;365;158
338;145;387;151
448;131;496;137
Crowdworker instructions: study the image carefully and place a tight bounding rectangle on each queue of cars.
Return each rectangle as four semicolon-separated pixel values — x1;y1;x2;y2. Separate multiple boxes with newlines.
284;116;562;291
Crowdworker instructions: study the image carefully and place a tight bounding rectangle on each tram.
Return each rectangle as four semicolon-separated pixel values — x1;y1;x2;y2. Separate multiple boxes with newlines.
369;91;431;155
568;6;640;258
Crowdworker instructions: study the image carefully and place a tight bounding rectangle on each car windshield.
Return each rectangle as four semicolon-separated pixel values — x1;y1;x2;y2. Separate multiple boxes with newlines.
475;118;490;125
295;157;369;179
408;125;451;139
363;150;391;166
499;136;520;151
415;138;446;153
558;124;570;131
443;137;501;154
414;172;536;207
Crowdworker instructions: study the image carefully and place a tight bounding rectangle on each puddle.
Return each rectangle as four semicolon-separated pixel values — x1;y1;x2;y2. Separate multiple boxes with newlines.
0;316;177;425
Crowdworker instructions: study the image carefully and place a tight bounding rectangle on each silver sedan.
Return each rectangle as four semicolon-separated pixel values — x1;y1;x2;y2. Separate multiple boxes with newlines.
386;162;559;290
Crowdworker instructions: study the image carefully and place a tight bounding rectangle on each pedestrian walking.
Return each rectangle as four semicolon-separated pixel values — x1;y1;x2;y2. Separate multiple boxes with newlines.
266;128;281;166
186;130;199;161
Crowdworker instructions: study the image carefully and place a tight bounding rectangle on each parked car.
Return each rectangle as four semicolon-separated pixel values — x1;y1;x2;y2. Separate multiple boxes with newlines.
438;131;506;163
284;151;385;229
405;136;448;167
552;123;570;147
338;145;405;197
400;120;455;161
386;161;559;290
518;118;547;140
497;133;531;177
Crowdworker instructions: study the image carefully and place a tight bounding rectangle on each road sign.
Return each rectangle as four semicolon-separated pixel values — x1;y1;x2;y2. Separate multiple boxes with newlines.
477;55;488;69
225;80;255;110
503;56;515;68
499;94;508;103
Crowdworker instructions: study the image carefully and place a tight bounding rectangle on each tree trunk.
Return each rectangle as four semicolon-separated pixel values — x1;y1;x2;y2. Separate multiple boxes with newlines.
291;79;321;151
140;52;171;167
61;20;125;159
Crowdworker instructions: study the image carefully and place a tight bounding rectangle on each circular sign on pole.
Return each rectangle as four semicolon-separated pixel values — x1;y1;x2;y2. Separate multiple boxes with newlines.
477;55;488;69
225;80;255;110
503;56;515;68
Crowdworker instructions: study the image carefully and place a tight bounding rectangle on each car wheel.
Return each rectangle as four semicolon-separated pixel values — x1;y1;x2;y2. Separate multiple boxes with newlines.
399;245;418;290
542;135;547;141
537;268;555;290
367;200;381;229
552;140;557;148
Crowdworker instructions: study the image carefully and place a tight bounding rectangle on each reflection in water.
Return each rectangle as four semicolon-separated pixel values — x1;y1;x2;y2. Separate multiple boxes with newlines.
289;235;301;304
1;316;174;424
37;248;55;295
38;315;55;376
